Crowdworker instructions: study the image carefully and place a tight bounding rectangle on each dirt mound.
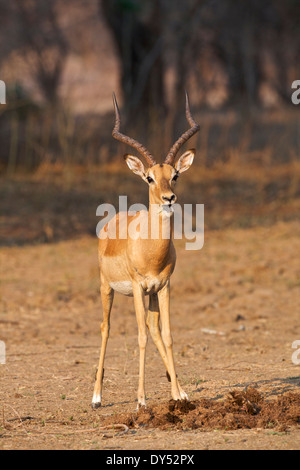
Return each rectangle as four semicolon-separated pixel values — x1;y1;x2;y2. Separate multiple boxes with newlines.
103;389;300;432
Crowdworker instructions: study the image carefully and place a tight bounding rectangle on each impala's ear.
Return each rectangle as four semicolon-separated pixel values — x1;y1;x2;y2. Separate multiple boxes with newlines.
124;154;146;179
175;149;195;174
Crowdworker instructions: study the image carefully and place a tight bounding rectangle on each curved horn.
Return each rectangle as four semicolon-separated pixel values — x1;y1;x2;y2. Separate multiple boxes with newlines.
165;92;200;166
112;93;156;167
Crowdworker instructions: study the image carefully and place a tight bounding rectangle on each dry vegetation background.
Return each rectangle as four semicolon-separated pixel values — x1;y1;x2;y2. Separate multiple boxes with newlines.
0;0;300;450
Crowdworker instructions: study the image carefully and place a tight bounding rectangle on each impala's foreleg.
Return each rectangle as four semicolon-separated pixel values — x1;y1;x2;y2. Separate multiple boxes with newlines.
147;292;188;401
92;277;114;409
132;282;148;408
157;281;183;401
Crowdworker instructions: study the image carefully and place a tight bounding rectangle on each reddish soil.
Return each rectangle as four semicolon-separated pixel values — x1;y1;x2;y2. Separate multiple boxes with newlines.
105;389;300;432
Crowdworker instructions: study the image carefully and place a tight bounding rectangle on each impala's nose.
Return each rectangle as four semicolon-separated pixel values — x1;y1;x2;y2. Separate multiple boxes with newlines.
162;194;176;204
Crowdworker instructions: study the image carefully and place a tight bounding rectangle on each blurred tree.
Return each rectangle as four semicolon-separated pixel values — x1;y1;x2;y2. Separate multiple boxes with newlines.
271;0;300;102
100;0;166;127
14;0;68;105
209;0;266;104
102;0;300;112
0;3;16;67
0;0;299;117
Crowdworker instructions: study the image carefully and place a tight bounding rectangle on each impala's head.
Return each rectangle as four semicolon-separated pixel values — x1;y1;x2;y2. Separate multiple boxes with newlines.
112;92;199;211
123;152;195;209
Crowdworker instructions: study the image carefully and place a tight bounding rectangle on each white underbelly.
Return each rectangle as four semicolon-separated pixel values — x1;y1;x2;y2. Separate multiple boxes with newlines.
109;281;133;296
109;277;165;296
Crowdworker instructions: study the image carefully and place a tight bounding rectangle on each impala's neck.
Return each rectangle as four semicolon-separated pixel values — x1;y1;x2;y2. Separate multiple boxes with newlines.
148;193;174;251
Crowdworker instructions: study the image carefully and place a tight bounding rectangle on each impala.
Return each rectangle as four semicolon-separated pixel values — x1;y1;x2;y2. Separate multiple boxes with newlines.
92;92;200;409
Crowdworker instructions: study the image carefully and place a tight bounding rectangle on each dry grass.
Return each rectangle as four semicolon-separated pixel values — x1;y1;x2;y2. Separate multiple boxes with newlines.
1;151;300;247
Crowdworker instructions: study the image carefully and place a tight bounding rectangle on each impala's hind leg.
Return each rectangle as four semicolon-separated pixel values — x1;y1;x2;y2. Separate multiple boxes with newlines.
92;277;114;409
147;292;188;401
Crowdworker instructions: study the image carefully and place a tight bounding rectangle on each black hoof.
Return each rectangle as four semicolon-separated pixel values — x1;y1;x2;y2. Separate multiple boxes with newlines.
91;402;101;410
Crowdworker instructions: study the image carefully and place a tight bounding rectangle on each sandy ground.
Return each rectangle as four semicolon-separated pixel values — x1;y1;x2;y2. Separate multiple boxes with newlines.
0;221;300;450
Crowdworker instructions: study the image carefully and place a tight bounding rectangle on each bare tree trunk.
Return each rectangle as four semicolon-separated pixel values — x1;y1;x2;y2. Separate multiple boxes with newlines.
100;0;166;150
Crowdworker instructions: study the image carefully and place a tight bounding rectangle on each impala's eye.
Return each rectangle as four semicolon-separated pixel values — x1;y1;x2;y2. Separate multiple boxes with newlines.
172;173;179;182
146;176;154;184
